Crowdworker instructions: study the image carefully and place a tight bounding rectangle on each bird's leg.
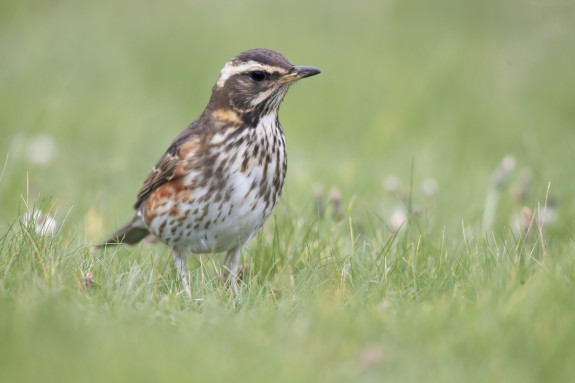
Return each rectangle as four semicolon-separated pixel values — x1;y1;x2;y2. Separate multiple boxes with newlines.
223;246;242;294
172;250;191;297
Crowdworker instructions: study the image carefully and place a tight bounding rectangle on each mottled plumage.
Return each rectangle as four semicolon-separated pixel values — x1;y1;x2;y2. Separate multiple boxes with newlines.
99;49;320;296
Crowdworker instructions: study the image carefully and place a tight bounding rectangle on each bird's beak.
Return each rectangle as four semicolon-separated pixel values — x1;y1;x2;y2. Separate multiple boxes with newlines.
280;66;321;83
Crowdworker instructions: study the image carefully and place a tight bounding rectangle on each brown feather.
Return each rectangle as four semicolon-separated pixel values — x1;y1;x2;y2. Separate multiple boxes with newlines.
134;117;205;209
97;216;150;247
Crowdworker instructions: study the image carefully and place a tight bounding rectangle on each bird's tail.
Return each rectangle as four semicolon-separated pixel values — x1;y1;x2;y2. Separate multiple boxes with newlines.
95;216;151;249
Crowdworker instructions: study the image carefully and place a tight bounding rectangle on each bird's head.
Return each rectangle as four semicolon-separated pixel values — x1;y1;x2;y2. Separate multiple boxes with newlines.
207;49;321;121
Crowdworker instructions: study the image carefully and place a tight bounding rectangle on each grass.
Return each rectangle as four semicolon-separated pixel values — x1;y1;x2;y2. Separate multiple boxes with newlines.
1;0;575;381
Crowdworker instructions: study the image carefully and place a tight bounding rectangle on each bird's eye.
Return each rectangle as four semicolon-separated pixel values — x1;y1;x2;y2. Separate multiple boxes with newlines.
250;71;266;82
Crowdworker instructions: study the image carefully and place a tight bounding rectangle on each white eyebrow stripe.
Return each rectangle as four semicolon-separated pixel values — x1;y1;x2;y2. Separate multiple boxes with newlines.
216;61;290;87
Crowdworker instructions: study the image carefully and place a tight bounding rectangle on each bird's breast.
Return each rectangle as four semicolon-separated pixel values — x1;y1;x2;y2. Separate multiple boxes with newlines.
142;114;287;253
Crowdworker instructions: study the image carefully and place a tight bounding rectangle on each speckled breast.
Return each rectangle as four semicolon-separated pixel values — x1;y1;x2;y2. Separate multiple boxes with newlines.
141;114;287;253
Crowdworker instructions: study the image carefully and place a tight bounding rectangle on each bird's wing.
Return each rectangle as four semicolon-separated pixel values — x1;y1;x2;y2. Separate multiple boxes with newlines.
133;121;202;210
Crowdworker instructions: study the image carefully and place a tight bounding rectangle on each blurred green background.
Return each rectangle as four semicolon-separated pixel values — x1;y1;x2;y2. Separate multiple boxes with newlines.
2;0;574;233
1;0;575;382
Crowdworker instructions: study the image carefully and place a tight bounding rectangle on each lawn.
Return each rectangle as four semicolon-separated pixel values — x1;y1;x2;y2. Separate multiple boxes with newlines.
1;0;574;382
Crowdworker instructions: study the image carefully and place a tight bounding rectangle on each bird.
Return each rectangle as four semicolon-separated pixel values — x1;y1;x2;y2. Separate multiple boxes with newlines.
98;48;321;296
